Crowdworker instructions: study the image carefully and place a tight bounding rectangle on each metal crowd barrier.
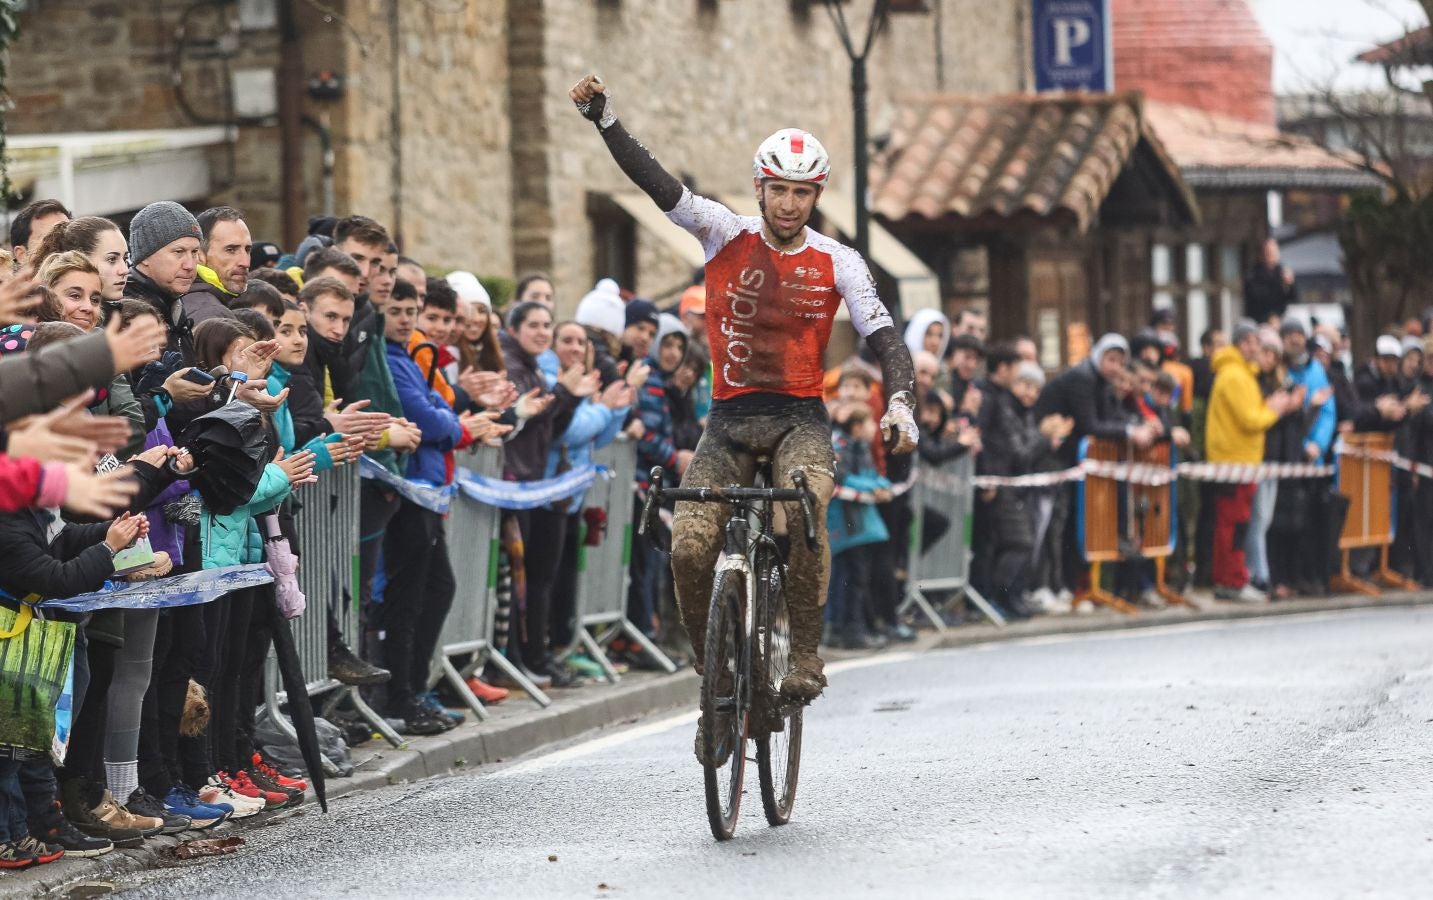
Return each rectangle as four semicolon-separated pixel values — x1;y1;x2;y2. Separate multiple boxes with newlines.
900;453;1003;630
265;462;403;752
428;444;552;717
563;438;675;680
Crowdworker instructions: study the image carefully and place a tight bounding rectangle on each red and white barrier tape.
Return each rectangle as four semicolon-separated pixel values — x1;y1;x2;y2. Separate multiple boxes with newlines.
951;445;1431;492
649;444;1433;508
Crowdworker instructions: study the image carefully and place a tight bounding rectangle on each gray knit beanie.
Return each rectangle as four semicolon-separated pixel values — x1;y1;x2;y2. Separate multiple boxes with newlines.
129;201;202;266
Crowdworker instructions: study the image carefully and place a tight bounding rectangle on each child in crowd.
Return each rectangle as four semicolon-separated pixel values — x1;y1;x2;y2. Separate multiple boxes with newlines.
0;447;183;867
825;406;892;650
828;365;874;429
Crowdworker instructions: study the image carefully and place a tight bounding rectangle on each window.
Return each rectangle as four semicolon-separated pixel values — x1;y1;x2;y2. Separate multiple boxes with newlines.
1185;244;1205;284
1038;308;1062;370
1186;289;1208;350
1220;244;1240;284
1151;244;1171;286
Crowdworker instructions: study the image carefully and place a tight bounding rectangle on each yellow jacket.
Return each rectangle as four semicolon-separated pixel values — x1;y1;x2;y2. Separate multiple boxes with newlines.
1205;345;1278;463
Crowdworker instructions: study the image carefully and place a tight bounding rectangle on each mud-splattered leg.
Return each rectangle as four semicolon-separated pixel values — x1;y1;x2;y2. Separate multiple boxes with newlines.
669;420;754;669
772;417;836;701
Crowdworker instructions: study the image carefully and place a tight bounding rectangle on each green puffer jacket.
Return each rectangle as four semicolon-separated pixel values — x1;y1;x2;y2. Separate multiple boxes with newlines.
200;463;291;569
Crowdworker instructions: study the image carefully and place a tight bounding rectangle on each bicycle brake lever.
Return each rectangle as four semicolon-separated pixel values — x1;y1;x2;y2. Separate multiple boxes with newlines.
638;466;663;537
792;471;820;553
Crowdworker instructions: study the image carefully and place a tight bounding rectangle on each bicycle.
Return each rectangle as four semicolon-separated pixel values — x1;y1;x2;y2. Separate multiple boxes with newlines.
638;459;820;842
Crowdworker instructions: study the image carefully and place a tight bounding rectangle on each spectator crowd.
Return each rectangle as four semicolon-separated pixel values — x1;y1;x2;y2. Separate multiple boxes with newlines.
0;196;1428;871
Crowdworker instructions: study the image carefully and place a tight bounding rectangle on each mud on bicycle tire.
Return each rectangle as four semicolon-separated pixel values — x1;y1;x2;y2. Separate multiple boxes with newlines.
753;551;803;826
702;568;749;841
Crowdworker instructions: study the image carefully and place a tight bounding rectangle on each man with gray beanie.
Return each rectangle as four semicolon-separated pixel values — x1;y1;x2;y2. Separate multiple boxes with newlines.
124;201;203;359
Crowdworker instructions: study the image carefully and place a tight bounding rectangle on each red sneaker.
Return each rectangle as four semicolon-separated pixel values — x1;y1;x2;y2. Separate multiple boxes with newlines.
466;676;510;705
217;770;260;799
253;753;308;792
227;770;287;809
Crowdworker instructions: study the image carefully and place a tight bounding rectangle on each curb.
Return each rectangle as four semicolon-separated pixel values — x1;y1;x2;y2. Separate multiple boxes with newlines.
18;591;1432;895
927;590;1433;651
16;670;699;897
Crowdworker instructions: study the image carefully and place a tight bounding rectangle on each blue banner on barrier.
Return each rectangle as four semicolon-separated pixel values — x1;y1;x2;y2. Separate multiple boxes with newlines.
456;464;602;510
40;565;274;613
358;455;455;513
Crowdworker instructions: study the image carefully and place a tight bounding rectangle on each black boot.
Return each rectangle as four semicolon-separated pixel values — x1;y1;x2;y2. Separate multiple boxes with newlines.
328;639;391;685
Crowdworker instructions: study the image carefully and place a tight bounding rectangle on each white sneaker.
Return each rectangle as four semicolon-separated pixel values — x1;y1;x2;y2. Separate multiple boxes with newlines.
1028;587;1057;612
1235;584;1268;604
1141;589;1167;610
201;778;264;818
1074;599;1095;615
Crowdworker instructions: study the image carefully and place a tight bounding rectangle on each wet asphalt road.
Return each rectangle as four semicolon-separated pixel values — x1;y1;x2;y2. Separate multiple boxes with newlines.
112;607;1433;899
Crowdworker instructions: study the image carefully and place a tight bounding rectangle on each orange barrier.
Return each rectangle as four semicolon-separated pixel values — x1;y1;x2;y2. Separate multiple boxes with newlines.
1331;432;1415;596
1080;437;1188;614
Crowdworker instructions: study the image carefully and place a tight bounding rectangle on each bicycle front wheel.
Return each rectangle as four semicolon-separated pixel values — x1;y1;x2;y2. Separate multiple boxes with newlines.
755;556;803;826
701;567;750;841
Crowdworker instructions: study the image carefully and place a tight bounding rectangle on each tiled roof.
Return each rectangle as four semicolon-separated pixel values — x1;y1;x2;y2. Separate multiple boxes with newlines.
1356;26;1433;67
869;92;1196;233
1144;101;1382;191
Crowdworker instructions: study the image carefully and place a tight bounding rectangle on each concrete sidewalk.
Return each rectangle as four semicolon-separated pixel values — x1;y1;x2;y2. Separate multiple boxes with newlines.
12;588;1432;897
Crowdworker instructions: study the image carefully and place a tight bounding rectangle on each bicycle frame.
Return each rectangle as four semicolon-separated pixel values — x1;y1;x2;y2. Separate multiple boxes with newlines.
637;463;814;840
715;498;787;660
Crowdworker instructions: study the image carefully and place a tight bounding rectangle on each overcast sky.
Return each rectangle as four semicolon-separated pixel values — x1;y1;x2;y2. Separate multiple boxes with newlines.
1251;0;1429;93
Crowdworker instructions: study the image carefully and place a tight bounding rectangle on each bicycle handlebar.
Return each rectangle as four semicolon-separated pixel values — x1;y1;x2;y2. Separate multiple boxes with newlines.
638;466;820;553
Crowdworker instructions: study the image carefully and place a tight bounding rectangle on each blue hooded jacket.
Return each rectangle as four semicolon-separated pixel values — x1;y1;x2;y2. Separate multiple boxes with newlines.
385;339;464;486
635;315;688;487
545;392;629;510
1287;354;1337;458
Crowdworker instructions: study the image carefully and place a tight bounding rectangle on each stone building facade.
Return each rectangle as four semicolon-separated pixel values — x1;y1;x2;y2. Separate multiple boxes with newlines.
6;0;1025;311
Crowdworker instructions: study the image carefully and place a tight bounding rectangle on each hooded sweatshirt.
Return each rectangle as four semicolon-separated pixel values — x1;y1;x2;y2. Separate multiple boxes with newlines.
903;309;950;361
636;315;689;487
1033;333;1131;465
1206;344;1279;463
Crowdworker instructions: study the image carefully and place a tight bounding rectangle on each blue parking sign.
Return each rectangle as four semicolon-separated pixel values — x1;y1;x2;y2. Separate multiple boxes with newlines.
1032;0;1112;92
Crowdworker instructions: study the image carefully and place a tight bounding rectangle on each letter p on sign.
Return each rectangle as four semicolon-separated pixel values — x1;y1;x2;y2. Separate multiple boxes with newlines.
1052;17;1091;66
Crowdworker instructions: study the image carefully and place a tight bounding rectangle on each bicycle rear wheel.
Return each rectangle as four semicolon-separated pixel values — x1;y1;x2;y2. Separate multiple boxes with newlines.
755;555;803;826
701;568;749;841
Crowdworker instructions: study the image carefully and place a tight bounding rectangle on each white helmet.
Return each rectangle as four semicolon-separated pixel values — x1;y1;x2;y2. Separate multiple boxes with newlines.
753;128;831;185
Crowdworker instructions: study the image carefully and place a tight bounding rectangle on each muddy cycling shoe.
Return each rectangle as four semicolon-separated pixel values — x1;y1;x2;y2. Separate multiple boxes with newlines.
694;712;735;768
779;655;827;704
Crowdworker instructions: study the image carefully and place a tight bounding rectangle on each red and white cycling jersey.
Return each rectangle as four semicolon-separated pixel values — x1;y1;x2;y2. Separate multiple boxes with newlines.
666;189;893;401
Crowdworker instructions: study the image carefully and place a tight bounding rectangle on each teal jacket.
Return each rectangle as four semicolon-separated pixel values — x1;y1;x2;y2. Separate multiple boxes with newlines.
267;363;345;471
200;463;292;569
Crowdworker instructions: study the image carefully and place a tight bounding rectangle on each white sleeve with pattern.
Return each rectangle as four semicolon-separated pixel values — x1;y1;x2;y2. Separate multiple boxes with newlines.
833;246;895;338
665;189;744;263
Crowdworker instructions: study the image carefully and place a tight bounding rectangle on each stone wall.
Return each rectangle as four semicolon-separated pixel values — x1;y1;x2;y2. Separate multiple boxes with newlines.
331;0;512;273
534;0;1026;312
7;0;1024;300
5;0;337;243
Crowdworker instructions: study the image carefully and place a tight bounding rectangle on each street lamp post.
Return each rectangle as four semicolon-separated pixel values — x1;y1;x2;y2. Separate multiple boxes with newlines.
823;0;891;262
823;1;927;261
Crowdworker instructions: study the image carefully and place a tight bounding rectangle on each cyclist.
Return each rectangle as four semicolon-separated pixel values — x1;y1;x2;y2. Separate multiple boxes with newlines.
570;74;918;743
